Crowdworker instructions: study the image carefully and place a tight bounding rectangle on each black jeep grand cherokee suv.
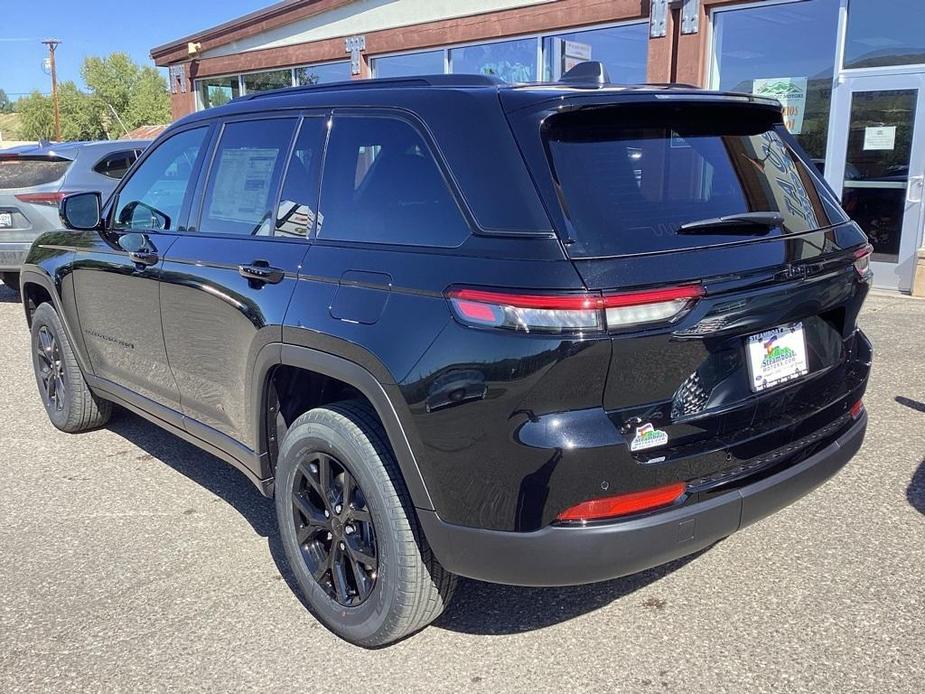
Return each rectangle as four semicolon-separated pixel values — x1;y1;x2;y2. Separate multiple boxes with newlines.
21;64;872;646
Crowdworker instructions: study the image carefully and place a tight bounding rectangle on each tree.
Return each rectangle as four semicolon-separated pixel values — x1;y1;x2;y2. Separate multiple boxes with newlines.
125;67;171;127
16;91;55;140
82;53;170;135
16;83;106;141
57;82;106;140
0;89;12;113
17;52;170;141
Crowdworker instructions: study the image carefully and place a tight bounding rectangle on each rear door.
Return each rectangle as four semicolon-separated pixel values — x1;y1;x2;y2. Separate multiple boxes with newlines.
507;96;870;477
160;114;325;450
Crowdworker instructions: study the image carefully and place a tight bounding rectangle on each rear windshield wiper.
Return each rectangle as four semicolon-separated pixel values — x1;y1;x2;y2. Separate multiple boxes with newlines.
677;212;785;235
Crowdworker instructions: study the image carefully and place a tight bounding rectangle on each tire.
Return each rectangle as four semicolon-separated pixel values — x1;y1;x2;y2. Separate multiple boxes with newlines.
1;271;20;294
30;302;111;433
275;399;456;647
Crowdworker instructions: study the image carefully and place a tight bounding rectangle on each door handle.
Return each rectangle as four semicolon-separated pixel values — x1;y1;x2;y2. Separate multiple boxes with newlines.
239;261;284;286
907;175;924;204
118;232;158;269
128;250;159;268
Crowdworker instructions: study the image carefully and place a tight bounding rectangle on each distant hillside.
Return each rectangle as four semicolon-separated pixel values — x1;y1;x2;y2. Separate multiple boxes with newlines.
0;113;24;142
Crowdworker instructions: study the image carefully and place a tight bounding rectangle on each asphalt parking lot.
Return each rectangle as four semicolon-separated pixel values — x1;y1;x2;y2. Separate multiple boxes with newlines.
0;279;923;693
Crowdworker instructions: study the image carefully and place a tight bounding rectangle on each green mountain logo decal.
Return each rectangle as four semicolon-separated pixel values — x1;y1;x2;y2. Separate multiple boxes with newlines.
630;423;668;452
762;345;796;367
757;81;805;97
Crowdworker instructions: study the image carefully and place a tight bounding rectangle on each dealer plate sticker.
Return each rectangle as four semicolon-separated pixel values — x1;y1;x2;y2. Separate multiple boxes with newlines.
746;322;809;392
630;423;669;452
0;212;11;228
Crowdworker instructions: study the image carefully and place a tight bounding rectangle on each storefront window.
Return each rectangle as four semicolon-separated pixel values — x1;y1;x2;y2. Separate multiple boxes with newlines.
294;61;352;85
242;69;292;93
844;0;925;69
198;76;240;109
373;50;445;78
542;24;647;82
450;38;537;82
712;0;839;168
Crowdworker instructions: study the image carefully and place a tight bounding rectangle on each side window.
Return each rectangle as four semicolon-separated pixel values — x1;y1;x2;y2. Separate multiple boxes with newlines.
114;128;207;231
199;118;296;236
93;150;139;179
318;115;470;247
275;118;326;238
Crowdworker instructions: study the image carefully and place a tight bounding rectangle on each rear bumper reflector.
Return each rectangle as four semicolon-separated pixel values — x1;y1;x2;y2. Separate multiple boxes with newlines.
556;482;687;522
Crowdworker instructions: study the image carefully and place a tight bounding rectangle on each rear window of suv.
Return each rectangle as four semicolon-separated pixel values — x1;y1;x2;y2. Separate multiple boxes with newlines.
543;103;847;257
0;157;72;189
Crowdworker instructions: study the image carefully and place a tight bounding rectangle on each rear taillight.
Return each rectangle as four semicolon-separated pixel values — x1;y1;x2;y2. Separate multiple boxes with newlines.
850;399;864;419
603;286;705;328
447;289;604;334
447;285;703;335
557;483;687;522
14;191;70;207
853;244;873;279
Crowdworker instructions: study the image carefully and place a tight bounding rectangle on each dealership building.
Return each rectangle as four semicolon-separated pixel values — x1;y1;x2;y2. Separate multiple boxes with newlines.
152;0;925;294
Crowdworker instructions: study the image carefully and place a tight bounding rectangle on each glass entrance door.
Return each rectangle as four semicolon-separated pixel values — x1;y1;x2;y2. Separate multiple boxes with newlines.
826;74;925;291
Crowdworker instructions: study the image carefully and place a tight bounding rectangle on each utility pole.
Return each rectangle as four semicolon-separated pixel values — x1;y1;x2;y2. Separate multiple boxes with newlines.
41;39;61;141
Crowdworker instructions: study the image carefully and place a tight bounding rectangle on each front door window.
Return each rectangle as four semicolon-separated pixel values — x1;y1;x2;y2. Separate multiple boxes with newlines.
113;127;208;232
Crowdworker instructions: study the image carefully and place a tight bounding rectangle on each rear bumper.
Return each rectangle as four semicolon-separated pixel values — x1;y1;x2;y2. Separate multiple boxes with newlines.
0;242;32;271
419;411;867;586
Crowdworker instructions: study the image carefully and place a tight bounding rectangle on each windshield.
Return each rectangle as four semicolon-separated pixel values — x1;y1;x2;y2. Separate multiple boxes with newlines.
543;104;847;257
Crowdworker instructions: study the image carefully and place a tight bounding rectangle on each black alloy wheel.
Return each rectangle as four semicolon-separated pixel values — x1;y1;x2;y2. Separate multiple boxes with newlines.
36;325;66;412
291;452;378;606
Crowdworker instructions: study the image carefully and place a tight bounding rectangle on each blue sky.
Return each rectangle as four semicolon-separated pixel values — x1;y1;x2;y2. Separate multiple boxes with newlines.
0;0;268;100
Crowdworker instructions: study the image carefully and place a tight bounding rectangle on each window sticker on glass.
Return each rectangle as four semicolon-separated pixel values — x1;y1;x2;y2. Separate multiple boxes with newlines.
207;148;280;223
863;126;897;151
752;77;807;135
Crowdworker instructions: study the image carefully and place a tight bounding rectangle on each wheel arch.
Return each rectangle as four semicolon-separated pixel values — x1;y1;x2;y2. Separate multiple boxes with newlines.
20;267;56;327
20;266;95;379
251;342;434;511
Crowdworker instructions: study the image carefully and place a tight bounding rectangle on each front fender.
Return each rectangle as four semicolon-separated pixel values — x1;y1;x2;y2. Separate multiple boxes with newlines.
20;247;93;378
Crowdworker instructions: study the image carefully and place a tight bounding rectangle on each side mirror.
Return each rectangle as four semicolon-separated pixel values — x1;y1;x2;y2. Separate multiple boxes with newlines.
60;192;102;231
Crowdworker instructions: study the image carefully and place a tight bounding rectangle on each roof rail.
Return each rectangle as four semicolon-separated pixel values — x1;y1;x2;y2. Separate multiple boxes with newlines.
643;81;700;89
239;73;504;101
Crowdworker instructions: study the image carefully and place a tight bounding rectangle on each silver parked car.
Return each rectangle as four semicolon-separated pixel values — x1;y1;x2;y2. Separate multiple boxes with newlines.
0;139;151;291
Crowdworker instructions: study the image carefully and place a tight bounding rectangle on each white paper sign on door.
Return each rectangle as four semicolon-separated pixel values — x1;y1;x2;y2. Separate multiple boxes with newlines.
863;126;897;151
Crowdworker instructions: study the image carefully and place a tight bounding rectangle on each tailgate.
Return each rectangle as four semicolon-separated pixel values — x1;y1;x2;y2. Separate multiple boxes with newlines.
506;92;871;478
0;154;71;239
583;234;868;473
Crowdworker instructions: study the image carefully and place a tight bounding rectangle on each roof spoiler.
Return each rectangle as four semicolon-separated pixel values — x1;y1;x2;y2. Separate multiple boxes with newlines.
559;61;611;86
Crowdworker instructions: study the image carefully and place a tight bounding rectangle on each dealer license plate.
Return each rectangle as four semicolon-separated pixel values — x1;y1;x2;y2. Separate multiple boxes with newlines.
0;212;11;228
746;323;809;392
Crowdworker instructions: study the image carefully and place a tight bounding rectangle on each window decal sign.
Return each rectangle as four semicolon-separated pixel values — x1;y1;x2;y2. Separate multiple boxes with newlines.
752;77;808;135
